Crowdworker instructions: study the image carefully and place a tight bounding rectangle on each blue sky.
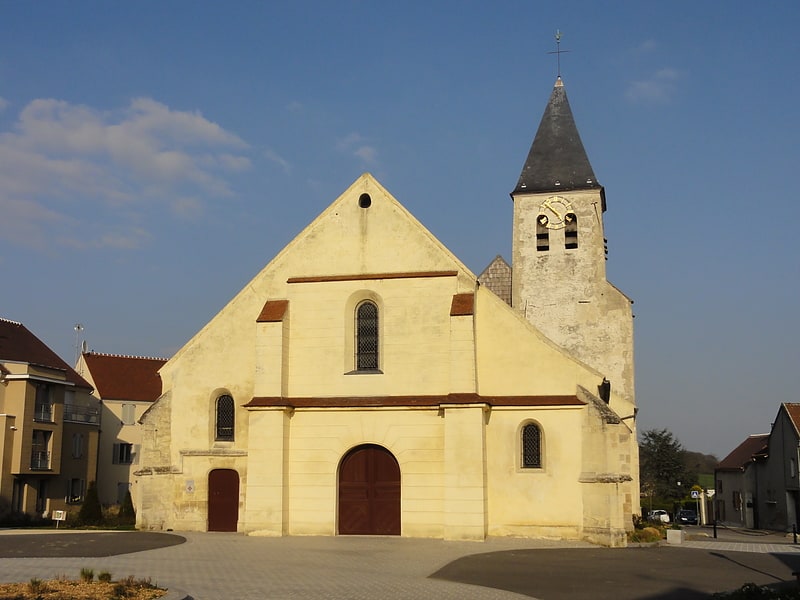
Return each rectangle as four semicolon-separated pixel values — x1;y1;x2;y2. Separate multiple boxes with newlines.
1;1;798;459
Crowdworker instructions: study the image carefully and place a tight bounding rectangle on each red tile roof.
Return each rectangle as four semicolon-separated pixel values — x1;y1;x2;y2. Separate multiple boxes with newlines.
716;434;769;471
82;352;167;402
0;317;92;389
783;403;800;436
450;293;474;316
257;300;289;323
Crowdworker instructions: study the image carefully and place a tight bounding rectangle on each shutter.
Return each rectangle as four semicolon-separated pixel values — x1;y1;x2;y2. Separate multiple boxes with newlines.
112;443;120;464
132;444;141;465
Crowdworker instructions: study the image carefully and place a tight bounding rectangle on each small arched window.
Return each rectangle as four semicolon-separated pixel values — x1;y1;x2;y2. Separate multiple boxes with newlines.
564;213;578;249
216;394;235;441
536;215;550;252
521;423;542;468
356;301;379;370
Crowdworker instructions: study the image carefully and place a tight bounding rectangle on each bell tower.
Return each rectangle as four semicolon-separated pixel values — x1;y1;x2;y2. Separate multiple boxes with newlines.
511;77;635;414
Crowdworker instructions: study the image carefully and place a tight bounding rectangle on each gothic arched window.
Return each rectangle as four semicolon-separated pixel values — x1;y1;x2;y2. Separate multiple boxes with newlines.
356;301;379;370
521;422;543;468
216;394;234;441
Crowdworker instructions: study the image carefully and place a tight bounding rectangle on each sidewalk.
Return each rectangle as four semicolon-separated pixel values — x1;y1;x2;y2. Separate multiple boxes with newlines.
1;528;799;599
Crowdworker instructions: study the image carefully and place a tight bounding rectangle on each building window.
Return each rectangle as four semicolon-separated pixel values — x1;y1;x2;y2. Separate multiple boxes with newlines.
521;423;542;469
732;491;742;510
356;301;379;370
113;442;135;465
34;383;54;422
216;394;235;440
31;430;52;470
71;433;84;459
791;458;797;478
66;478;85;504
564;213;578;249
536;216;550;251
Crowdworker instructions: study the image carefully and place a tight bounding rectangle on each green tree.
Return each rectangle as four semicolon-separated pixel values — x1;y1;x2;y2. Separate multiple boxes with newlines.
639;429;694;504
77;481;103;526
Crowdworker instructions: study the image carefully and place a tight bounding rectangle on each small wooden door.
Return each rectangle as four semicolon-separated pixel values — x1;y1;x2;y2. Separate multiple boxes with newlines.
338;445;400;535
208;469;239;532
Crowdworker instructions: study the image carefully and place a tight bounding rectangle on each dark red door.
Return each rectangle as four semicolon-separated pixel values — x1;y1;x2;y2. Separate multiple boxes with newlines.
339;445;400;535
208;469;239;532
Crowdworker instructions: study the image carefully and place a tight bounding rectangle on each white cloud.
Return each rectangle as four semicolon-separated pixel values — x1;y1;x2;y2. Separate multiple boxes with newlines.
354;146;378;163
625;68;682;104
337;132;379;165
0;97;251;250
636;39;658;53
264;148;291;174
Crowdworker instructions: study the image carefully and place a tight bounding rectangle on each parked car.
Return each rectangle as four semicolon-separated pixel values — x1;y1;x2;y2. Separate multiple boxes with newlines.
648;509;670;523
677;509;698;525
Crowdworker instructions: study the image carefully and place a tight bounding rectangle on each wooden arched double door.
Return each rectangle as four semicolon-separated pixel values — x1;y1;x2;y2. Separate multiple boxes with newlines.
338;444;400;535
208;469;239;532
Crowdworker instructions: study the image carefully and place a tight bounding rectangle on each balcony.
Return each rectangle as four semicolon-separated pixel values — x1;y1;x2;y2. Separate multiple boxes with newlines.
64;404;100;425
33;403;54;422
30;450;51;470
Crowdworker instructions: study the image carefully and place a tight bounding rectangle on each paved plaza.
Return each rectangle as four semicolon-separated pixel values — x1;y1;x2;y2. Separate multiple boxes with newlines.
1;527;799;599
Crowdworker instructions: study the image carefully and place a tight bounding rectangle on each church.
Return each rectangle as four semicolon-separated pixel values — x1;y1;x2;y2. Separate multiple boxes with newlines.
135;77;639;546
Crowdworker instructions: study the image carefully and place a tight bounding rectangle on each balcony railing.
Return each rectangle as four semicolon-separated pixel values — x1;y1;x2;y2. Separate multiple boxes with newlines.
30;451;50;470
64;404;100;425
33;403;54;422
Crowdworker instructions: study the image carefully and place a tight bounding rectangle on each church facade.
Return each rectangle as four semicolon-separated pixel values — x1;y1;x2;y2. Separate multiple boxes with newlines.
136;78;638;546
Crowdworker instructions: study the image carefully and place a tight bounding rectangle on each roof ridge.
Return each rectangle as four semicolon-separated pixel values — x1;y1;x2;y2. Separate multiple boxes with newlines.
84;351;168;361
0;317;23;326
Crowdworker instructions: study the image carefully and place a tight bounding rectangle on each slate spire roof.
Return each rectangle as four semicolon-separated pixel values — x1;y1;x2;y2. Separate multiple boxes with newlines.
513;77;600;195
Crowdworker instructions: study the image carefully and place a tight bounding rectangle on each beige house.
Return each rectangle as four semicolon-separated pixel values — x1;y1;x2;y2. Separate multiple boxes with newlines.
77;352;166;509
137;77;638;546
0;318;99;520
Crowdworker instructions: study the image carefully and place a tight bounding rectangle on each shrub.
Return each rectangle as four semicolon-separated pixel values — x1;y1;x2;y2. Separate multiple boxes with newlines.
80;567;94;583
77;481;103;526
628;526;663;543
712;582;800;599
28;577;46;594
98;571;112;583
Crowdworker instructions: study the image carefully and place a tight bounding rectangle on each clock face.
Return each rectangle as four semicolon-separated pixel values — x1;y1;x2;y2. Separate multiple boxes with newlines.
538;195;573;230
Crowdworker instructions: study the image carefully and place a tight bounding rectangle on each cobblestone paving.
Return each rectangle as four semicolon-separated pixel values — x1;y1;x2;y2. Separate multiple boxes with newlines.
0;533;590;600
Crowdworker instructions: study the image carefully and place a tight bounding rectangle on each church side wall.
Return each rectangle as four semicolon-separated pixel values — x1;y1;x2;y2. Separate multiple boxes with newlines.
485;407;584;539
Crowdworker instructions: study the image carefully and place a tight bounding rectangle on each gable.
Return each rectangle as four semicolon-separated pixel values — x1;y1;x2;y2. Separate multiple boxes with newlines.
163;174;476;372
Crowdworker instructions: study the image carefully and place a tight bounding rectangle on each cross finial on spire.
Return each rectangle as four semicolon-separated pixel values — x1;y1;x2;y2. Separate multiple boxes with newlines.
547;29;570;78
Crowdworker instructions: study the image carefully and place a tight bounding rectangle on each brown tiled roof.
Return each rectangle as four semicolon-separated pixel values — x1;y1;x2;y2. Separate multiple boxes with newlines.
716;434;769;471
477;255;512;306
783;403;800;436
82;352;167;402
0;317;92;389
257;300;289;323
450;293;474;316
245;394;583;409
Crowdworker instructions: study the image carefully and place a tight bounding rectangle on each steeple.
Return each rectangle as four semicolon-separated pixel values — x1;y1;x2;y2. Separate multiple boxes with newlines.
513;77;600;195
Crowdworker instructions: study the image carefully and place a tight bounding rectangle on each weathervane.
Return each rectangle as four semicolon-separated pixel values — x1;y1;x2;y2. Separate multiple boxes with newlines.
548;30;570;78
